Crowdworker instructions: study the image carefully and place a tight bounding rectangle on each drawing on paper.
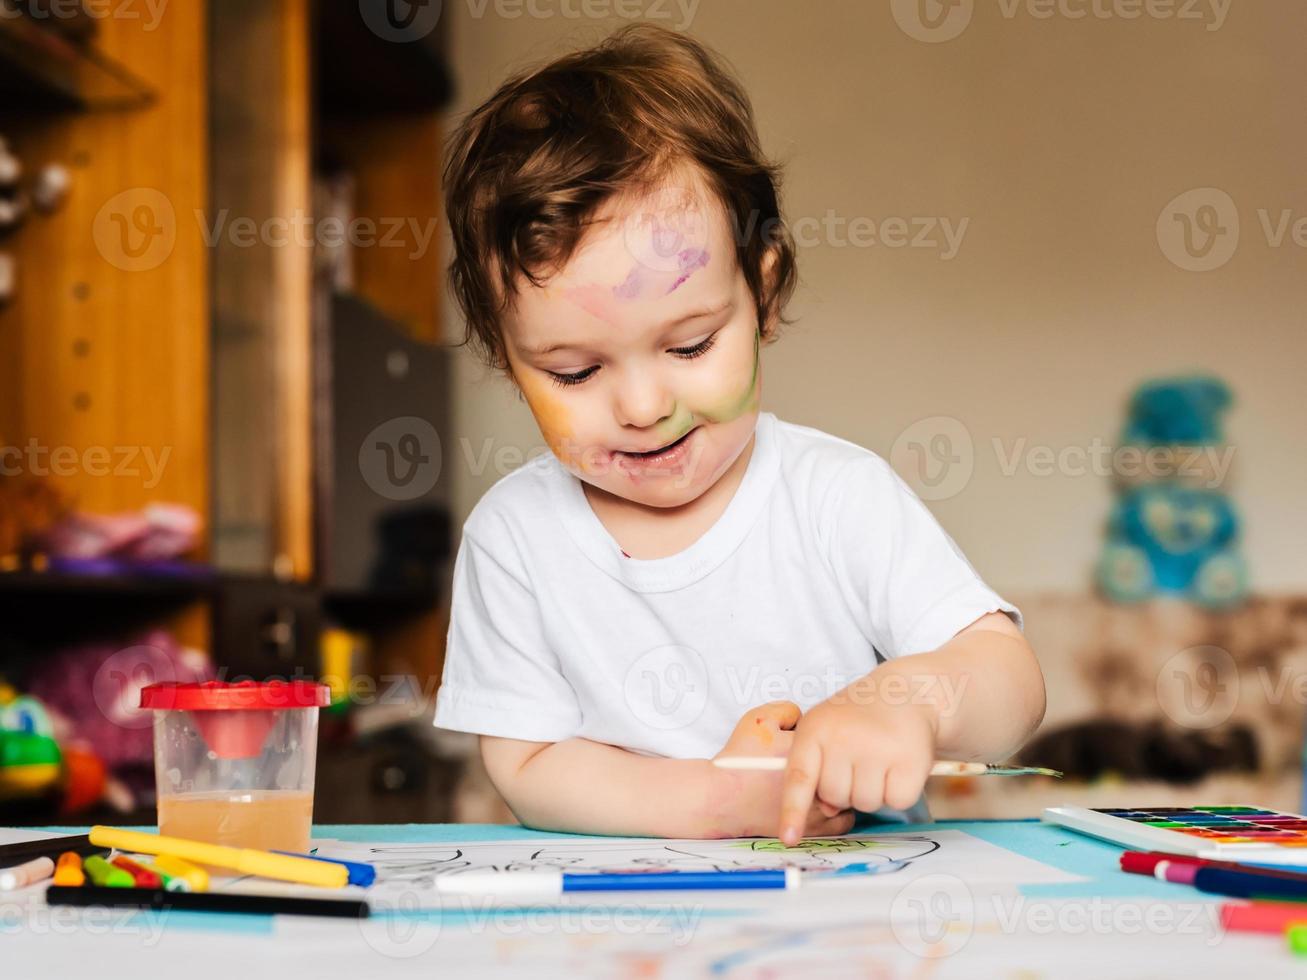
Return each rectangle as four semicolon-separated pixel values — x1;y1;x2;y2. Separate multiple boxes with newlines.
331;834;944;888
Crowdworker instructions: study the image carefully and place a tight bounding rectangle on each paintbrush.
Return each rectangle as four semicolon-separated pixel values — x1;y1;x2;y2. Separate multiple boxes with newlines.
712;758;1063;778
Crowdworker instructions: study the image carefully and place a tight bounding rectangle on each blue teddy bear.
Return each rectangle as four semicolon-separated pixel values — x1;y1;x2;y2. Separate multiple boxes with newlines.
1097;377;1248;609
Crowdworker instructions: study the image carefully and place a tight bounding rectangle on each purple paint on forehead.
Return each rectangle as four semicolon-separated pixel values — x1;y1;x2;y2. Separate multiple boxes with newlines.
612;266;644;301
666;248;709;295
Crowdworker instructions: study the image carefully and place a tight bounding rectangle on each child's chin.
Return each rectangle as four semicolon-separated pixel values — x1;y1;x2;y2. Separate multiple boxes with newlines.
603;474;706;509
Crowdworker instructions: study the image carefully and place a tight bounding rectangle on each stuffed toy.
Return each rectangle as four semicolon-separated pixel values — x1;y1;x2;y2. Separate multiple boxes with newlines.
1097;376;1248;608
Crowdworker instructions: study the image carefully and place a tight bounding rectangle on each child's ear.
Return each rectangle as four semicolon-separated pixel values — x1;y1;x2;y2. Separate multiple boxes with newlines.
758;246;781;342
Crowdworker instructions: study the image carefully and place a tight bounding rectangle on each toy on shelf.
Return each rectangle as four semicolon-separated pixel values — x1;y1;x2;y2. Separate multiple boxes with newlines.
0;682;62;801
39;502;202;563
0;680;111;815
1097;376;1248;609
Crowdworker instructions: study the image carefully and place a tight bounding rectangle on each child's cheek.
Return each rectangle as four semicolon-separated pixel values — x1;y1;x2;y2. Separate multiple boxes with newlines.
693;329;761;424
516;374;578;465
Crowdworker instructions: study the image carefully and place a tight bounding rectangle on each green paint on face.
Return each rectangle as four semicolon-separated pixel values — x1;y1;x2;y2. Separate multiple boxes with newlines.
699;328;761;423
645;328;761;441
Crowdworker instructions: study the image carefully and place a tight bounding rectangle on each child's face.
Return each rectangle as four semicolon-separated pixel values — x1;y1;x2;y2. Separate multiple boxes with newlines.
502;177;764;509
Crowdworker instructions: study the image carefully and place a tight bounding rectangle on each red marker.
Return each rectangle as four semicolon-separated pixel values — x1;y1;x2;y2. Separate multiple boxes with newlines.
111;855;162;889
1121;851;1307;883
1221;902;1307;935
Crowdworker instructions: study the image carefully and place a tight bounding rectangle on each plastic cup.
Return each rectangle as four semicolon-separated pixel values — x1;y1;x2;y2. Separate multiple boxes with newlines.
140;680;329;854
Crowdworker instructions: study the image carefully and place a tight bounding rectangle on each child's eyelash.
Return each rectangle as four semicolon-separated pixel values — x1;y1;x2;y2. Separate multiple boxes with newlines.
548;366;598;388
546;333;719;388
670;334;717;359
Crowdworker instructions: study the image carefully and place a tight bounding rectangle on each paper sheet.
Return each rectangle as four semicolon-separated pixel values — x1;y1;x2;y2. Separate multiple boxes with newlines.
312;828;1082;901
7;826;1289;978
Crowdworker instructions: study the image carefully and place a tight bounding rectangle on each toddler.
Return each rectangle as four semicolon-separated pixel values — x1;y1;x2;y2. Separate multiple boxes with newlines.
435;25;1045;844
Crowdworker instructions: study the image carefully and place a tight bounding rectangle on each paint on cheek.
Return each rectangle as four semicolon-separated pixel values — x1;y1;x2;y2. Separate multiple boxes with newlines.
516;374;577;463
701;329;762;423
665;248;709;295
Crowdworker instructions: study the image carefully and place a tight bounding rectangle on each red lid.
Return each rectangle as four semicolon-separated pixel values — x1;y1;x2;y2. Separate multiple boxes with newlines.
140;680;330;711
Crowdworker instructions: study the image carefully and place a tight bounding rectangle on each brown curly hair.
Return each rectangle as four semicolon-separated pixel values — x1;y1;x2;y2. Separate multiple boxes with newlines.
443;24;798;372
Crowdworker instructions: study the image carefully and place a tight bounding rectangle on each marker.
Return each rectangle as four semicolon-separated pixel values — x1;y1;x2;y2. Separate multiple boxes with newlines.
111;855;163;889
0;856;55;890
274;851;376;887
53;852;85;887
88;826;346;889
711;758;1063;778
1187;866;1307;903
1289;923;1307;956
0;834;97;865
1154;861;1200;885
1220;901;1307;935
437;868;803;896
83;855;133;889
137;859;191;893
45;885;369;920
1123;851;1307;882
151;854;209;893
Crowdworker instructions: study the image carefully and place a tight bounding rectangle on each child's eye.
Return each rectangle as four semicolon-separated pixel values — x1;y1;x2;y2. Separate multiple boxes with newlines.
546;333;717;387
548;366;598;388
669;333;717;359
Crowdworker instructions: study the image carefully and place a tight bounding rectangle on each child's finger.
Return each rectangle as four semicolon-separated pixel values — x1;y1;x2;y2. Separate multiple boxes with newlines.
884;758;930;812
779;738;822;846
772;701;802;731
816;799;843;819
753;700;801;731
810;808;855;838
850;762;888;815
816;757;853;812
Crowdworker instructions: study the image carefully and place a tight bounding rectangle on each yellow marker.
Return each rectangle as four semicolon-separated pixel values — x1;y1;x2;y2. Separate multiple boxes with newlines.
150;854;208;893
53;852;85;887
88;827;346;889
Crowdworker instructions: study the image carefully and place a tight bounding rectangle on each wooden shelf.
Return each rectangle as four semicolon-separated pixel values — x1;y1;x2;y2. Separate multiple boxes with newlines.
0;567;216;598
0;11;154;112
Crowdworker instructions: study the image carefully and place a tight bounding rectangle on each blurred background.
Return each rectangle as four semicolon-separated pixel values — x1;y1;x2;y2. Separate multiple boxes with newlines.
0;0;1303;828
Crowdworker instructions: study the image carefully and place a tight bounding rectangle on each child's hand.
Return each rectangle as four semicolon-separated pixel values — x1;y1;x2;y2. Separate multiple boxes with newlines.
777;693;939;846
711;702;855;839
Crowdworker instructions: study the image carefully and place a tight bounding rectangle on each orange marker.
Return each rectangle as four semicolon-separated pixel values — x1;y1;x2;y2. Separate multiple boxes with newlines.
110;855;162;889
53;852;85;887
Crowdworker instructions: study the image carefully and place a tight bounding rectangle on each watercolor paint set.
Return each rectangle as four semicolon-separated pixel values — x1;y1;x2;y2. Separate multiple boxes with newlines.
1045;805;1307;866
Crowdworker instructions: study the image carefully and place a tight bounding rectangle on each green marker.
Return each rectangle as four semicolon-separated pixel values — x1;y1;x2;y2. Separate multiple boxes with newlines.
84;855;133;888
1289;923;1307;956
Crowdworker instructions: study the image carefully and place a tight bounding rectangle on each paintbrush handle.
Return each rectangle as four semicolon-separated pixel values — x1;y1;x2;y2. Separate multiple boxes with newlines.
712;757;1061;778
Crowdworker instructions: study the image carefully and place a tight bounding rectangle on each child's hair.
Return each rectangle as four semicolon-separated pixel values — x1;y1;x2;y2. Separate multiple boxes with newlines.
443;24;798;372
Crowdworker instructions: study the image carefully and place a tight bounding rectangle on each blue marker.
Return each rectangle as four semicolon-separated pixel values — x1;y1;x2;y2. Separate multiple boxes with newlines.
436;868;804;895
273;851;376;887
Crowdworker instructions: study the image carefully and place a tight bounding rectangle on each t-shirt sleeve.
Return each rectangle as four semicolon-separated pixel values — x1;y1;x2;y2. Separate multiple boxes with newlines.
821;455;1021;660
434;528;583;742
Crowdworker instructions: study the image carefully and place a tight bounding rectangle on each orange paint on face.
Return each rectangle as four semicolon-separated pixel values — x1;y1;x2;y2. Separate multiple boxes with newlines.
514;370;577;465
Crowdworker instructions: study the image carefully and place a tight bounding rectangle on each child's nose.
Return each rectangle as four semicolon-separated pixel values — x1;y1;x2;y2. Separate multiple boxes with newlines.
613;373;676;430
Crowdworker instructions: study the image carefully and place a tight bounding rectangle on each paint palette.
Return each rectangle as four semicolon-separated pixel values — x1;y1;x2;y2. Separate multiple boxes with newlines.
1043;805;1307;867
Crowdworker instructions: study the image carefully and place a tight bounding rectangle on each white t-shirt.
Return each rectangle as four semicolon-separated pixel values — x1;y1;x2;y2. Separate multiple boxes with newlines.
436;411;1019;777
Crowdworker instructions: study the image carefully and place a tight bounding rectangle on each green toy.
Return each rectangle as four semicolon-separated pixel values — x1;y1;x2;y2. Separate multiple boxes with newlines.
0;682;62;799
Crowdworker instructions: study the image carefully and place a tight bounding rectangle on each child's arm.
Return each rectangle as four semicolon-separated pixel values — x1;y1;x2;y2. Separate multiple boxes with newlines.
480;702;856;839
777;611;1045;845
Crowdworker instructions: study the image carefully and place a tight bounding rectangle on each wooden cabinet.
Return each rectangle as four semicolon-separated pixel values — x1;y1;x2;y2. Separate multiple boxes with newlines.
0;1;454;718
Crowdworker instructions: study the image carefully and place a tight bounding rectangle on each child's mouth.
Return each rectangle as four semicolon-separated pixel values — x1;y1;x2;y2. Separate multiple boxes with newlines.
615;427;700;469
